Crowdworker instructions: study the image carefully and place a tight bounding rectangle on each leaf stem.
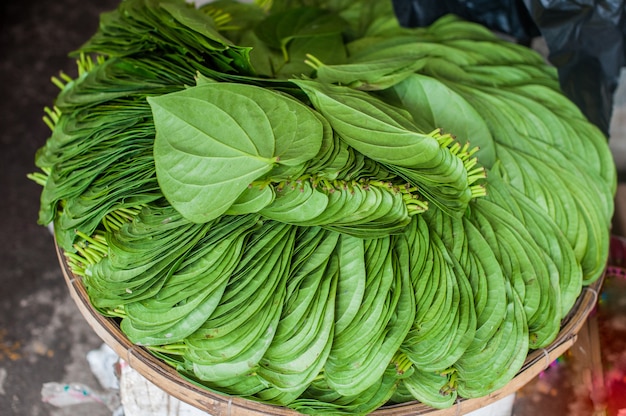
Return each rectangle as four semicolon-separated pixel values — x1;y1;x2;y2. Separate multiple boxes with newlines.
304;53;324;71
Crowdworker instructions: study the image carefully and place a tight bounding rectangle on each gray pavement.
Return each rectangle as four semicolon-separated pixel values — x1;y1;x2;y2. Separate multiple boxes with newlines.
1;1;119;415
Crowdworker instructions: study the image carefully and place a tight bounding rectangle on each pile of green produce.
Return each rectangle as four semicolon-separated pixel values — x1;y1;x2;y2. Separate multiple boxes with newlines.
31;0;616;413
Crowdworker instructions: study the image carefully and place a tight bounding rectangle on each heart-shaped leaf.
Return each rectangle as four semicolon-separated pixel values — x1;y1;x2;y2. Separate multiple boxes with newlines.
386;73;496;167
149;82;323;223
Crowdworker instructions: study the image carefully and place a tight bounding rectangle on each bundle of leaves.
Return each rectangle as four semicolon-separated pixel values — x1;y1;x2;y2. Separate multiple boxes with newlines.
31;0;616;413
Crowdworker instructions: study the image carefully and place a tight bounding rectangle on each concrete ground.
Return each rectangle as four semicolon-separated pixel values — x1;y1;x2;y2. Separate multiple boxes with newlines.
1;1;625;415
1;1;119;415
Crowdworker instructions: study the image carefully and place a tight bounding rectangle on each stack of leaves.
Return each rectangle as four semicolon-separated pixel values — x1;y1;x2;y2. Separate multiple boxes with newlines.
30;0;616;414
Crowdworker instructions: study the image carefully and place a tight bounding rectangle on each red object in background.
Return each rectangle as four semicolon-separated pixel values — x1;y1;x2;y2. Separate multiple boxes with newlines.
606;374;626;416
600;235;626;416
608;235;626;272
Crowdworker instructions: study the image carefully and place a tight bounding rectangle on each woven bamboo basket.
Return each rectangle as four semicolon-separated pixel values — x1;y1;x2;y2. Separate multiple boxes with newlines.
56;241;605;415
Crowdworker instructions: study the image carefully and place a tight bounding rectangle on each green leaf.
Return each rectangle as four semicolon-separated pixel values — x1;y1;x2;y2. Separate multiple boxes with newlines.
275;33;348;79
160;0;235;47
260;181;329;223
225;185;275;215
334;234;366;333
291;79;441;167
149;82;323;223
254;7;346;61
383;73;496;167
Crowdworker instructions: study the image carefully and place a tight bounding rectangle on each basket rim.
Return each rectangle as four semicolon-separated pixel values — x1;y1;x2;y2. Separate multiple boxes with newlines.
55;240;605;416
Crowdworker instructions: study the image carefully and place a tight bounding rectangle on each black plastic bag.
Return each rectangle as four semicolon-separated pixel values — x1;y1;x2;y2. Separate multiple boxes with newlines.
392;0;626;137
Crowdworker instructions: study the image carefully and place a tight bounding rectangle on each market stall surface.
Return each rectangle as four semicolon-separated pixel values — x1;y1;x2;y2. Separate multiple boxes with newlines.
2;1;626;415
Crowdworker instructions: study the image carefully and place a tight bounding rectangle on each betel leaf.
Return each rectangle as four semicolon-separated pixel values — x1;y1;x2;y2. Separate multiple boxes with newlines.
291;79;441;167
274;33;348;79
383;73;496;167
310;55;427;90
254;7;346;61
226;186;275;215
149;82;323;223
159;0;235;48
